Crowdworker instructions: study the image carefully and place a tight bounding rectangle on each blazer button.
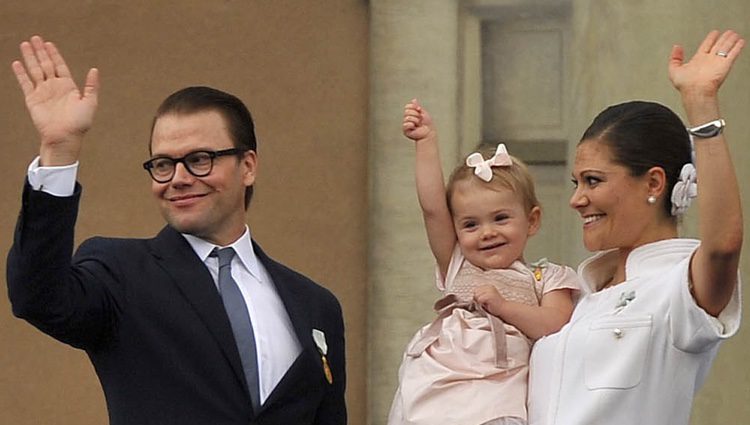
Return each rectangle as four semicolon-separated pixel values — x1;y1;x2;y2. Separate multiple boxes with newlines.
613;328;624;339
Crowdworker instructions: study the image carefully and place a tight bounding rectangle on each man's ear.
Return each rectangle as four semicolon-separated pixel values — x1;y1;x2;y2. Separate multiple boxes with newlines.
242;150;257;186
527;206;542;236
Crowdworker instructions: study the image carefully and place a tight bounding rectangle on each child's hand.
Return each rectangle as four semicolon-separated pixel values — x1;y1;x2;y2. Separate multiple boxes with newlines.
474;285;505;317
403;99;435;142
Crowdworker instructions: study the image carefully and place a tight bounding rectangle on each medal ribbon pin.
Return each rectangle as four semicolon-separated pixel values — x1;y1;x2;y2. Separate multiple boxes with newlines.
313;329;333;384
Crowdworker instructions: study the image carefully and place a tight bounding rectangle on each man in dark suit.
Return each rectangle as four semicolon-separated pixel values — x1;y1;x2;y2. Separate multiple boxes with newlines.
6;35;346;425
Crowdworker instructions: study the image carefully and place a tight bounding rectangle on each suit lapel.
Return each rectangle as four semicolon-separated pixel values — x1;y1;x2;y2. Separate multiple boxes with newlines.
252;241;322;409
148;226;248;395
253;241;315;352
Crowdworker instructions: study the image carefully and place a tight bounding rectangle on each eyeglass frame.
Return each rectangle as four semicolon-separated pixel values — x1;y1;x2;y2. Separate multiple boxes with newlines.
142;147;250;183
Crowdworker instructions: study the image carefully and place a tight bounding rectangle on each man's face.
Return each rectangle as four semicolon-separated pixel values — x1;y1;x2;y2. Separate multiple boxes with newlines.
149;110;256;246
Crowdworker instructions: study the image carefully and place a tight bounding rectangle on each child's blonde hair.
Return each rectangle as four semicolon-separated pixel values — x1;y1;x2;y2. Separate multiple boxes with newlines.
446;144;540;215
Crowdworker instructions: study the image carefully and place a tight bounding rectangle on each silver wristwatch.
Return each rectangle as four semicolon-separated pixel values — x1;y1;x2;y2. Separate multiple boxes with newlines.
687;119;725;138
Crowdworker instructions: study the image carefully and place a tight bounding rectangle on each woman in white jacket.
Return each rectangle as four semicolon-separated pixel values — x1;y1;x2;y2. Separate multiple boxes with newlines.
528;29;744;425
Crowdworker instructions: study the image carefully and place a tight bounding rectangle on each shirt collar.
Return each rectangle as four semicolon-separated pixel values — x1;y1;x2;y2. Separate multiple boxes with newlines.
578;238;699;294
182;226;263;281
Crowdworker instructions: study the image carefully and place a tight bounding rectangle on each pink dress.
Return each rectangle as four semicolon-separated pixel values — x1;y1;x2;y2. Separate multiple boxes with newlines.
388;246;579;425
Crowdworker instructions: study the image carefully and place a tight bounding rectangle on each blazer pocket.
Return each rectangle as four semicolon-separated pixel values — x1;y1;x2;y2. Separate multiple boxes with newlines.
584;315;653;390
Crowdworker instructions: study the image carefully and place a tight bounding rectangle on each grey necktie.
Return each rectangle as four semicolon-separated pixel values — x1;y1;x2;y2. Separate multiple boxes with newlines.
211;247;261;412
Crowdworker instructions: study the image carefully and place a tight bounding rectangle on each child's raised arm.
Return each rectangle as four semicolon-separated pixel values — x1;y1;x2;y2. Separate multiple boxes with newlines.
403;100;456;278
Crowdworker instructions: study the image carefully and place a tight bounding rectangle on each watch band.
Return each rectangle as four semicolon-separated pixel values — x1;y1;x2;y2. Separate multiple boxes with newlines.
687;118;725;139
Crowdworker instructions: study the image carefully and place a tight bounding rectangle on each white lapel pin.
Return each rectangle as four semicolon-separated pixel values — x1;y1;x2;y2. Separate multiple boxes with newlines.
313;329;332;384
312;329;328;355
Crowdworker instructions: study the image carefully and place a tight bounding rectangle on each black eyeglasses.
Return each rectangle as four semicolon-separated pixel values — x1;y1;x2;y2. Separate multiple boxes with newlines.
142;148;249;183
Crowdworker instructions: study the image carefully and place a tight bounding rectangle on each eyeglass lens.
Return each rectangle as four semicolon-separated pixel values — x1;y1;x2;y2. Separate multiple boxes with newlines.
150;151;214;181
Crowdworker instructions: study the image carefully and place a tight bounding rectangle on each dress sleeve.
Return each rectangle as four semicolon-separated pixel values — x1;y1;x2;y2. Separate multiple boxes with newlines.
435;245;463;292
540;262;581;295
669;253;742;353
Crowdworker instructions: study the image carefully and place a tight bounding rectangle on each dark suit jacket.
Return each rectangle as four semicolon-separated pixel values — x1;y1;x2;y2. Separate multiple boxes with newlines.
7;183;346;425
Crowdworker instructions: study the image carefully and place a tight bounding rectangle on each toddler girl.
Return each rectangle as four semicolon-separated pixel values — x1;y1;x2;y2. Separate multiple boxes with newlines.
387;100;578;425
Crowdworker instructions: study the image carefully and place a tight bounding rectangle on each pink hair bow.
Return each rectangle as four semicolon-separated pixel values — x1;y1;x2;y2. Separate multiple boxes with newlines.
465;143;512;182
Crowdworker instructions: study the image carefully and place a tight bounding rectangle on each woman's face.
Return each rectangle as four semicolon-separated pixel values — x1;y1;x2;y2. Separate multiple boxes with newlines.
569;140;657;252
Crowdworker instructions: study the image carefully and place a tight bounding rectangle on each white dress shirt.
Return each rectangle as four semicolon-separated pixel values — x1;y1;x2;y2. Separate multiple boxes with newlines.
27;157;303;405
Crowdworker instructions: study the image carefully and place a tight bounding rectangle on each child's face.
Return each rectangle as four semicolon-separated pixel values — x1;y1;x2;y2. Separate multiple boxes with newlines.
451;180;540;270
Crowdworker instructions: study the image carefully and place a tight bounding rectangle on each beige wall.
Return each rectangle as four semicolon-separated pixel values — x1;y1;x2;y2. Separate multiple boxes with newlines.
0;1;368;424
